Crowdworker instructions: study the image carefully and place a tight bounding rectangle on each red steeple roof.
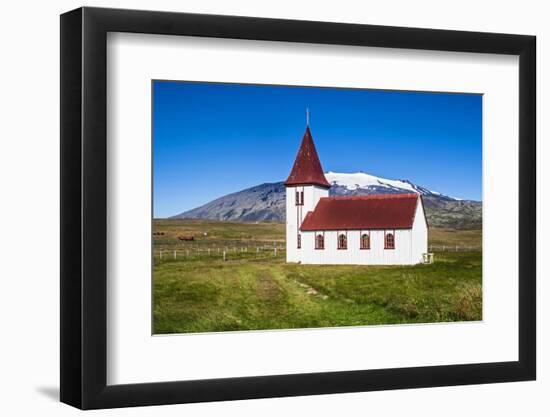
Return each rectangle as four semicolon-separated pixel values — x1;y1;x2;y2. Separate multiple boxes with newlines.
284;127;331;188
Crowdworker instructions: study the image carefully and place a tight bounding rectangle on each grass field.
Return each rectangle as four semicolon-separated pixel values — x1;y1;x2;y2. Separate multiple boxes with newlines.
153;220;482;334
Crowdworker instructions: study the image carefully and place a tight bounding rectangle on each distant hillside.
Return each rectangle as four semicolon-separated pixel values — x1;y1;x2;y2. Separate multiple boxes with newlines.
172;171;482;229
177;182;286;223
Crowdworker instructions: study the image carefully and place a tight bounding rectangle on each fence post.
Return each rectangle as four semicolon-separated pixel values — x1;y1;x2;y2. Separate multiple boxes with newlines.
274;247;277;256
208;248;211;256
223;250;226;262
173;250;176;260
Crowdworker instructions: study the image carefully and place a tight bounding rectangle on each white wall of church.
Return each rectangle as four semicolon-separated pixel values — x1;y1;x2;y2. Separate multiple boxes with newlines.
298;228;415;265
285;184;329;262
411;199;429;264
287;189;429;265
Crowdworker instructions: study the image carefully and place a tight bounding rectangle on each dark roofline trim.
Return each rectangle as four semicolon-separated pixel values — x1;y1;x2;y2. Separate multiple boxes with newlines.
300;226;413;232
284;181;332;189
321;193;419;200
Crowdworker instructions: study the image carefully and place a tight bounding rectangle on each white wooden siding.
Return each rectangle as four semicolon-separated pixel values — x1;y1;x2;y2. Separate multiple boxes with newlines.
299;229;414;265
411;198;429;263
286;185;328;262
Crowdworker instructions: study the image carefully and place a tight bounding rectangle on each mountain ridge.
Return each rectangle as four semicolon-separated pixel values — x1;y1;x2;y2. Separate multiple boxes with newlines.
171;171;481;229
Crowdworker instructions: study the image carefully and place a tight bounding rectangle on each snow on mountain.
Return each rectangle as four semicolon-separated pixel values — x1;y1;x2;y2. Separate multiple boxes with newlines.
326;171;414;192
325;171;457;200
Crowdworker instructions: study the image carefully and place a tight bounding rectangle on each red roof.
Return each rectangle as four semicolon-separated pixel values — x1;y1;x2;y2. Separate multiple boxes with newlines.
284;127;331;188
300;194;421;231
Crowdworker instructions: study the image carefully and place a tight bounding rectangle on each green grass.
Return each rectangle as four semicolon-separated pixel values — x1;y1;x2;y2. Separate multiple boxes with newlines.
428;227;482;247
153;220;482;334
153;219;285;248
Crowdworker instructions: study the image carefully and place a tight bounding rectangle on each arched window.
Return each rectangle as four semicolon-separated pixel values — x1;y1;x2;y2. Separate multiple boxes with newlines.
297;234;301;249
315;234;324;250
295;190;300;206
360;233;370;249
385;232;395;249
338;233;347;250
300;191;304;205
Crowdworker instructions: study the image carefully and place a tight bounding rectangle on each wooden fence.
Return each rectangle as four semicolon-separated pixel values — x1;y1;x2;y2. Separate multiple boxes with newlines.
154;244;286;263
428;245;482;252
153;243;479;263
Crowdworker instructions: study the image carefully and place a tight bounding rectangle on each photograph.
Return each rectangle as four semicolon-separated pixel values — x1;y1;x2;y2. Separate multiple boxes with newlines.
152;81;483;334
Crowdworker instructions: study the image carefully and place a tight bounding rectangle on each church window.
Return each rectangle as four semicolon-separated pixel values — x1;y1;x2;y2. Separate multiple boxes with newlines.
338;233;347;250
385;231;395;249
360;233;370;249
295;190;304;206
315;234;324;249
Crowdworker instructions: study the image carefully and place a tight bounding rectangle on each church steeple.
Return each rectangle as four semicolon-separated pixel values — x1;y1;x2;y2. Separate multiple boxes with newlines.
284;124;330;189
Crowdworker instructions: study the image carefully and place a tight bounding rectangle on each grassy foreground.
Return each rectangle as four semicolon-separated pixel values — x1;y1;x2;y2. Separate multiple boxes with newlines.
153;220;482;334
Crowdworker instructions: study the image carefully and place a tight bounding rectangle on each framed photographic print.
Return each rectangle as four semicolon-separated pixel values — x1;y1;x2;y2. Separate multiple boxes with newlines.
60;7;536;409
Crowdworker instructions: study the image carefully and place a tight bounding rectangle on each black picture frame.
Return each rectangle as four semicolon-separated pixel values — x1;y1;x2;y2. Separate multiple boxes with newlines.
60;6;536;410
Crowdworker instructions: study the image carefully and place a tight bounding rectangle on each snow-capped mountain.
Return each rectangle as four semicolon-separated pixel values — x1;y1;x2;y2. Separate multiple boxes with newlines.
324;171;457;200
171;172;480;229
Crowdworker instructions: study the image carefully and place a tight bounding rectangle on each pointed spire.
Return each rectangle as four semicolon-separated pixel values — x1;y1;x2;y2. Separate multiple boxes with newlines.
284;126;331;189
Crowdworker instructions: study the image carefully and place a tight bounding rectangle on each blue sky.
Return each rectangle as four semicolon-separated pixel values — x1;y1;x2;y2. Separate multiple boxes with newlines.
153;81;482;218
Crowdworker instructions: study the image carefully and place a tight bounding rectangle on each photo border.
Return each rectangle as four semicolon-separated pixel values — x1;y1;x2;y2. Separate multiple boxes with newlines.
61;6;536;409
151;78;484;336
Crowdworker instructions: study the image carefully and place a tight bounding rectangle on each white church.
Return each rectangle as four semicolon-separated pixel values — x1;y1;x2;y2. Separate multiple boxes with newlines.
285;124;429;265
